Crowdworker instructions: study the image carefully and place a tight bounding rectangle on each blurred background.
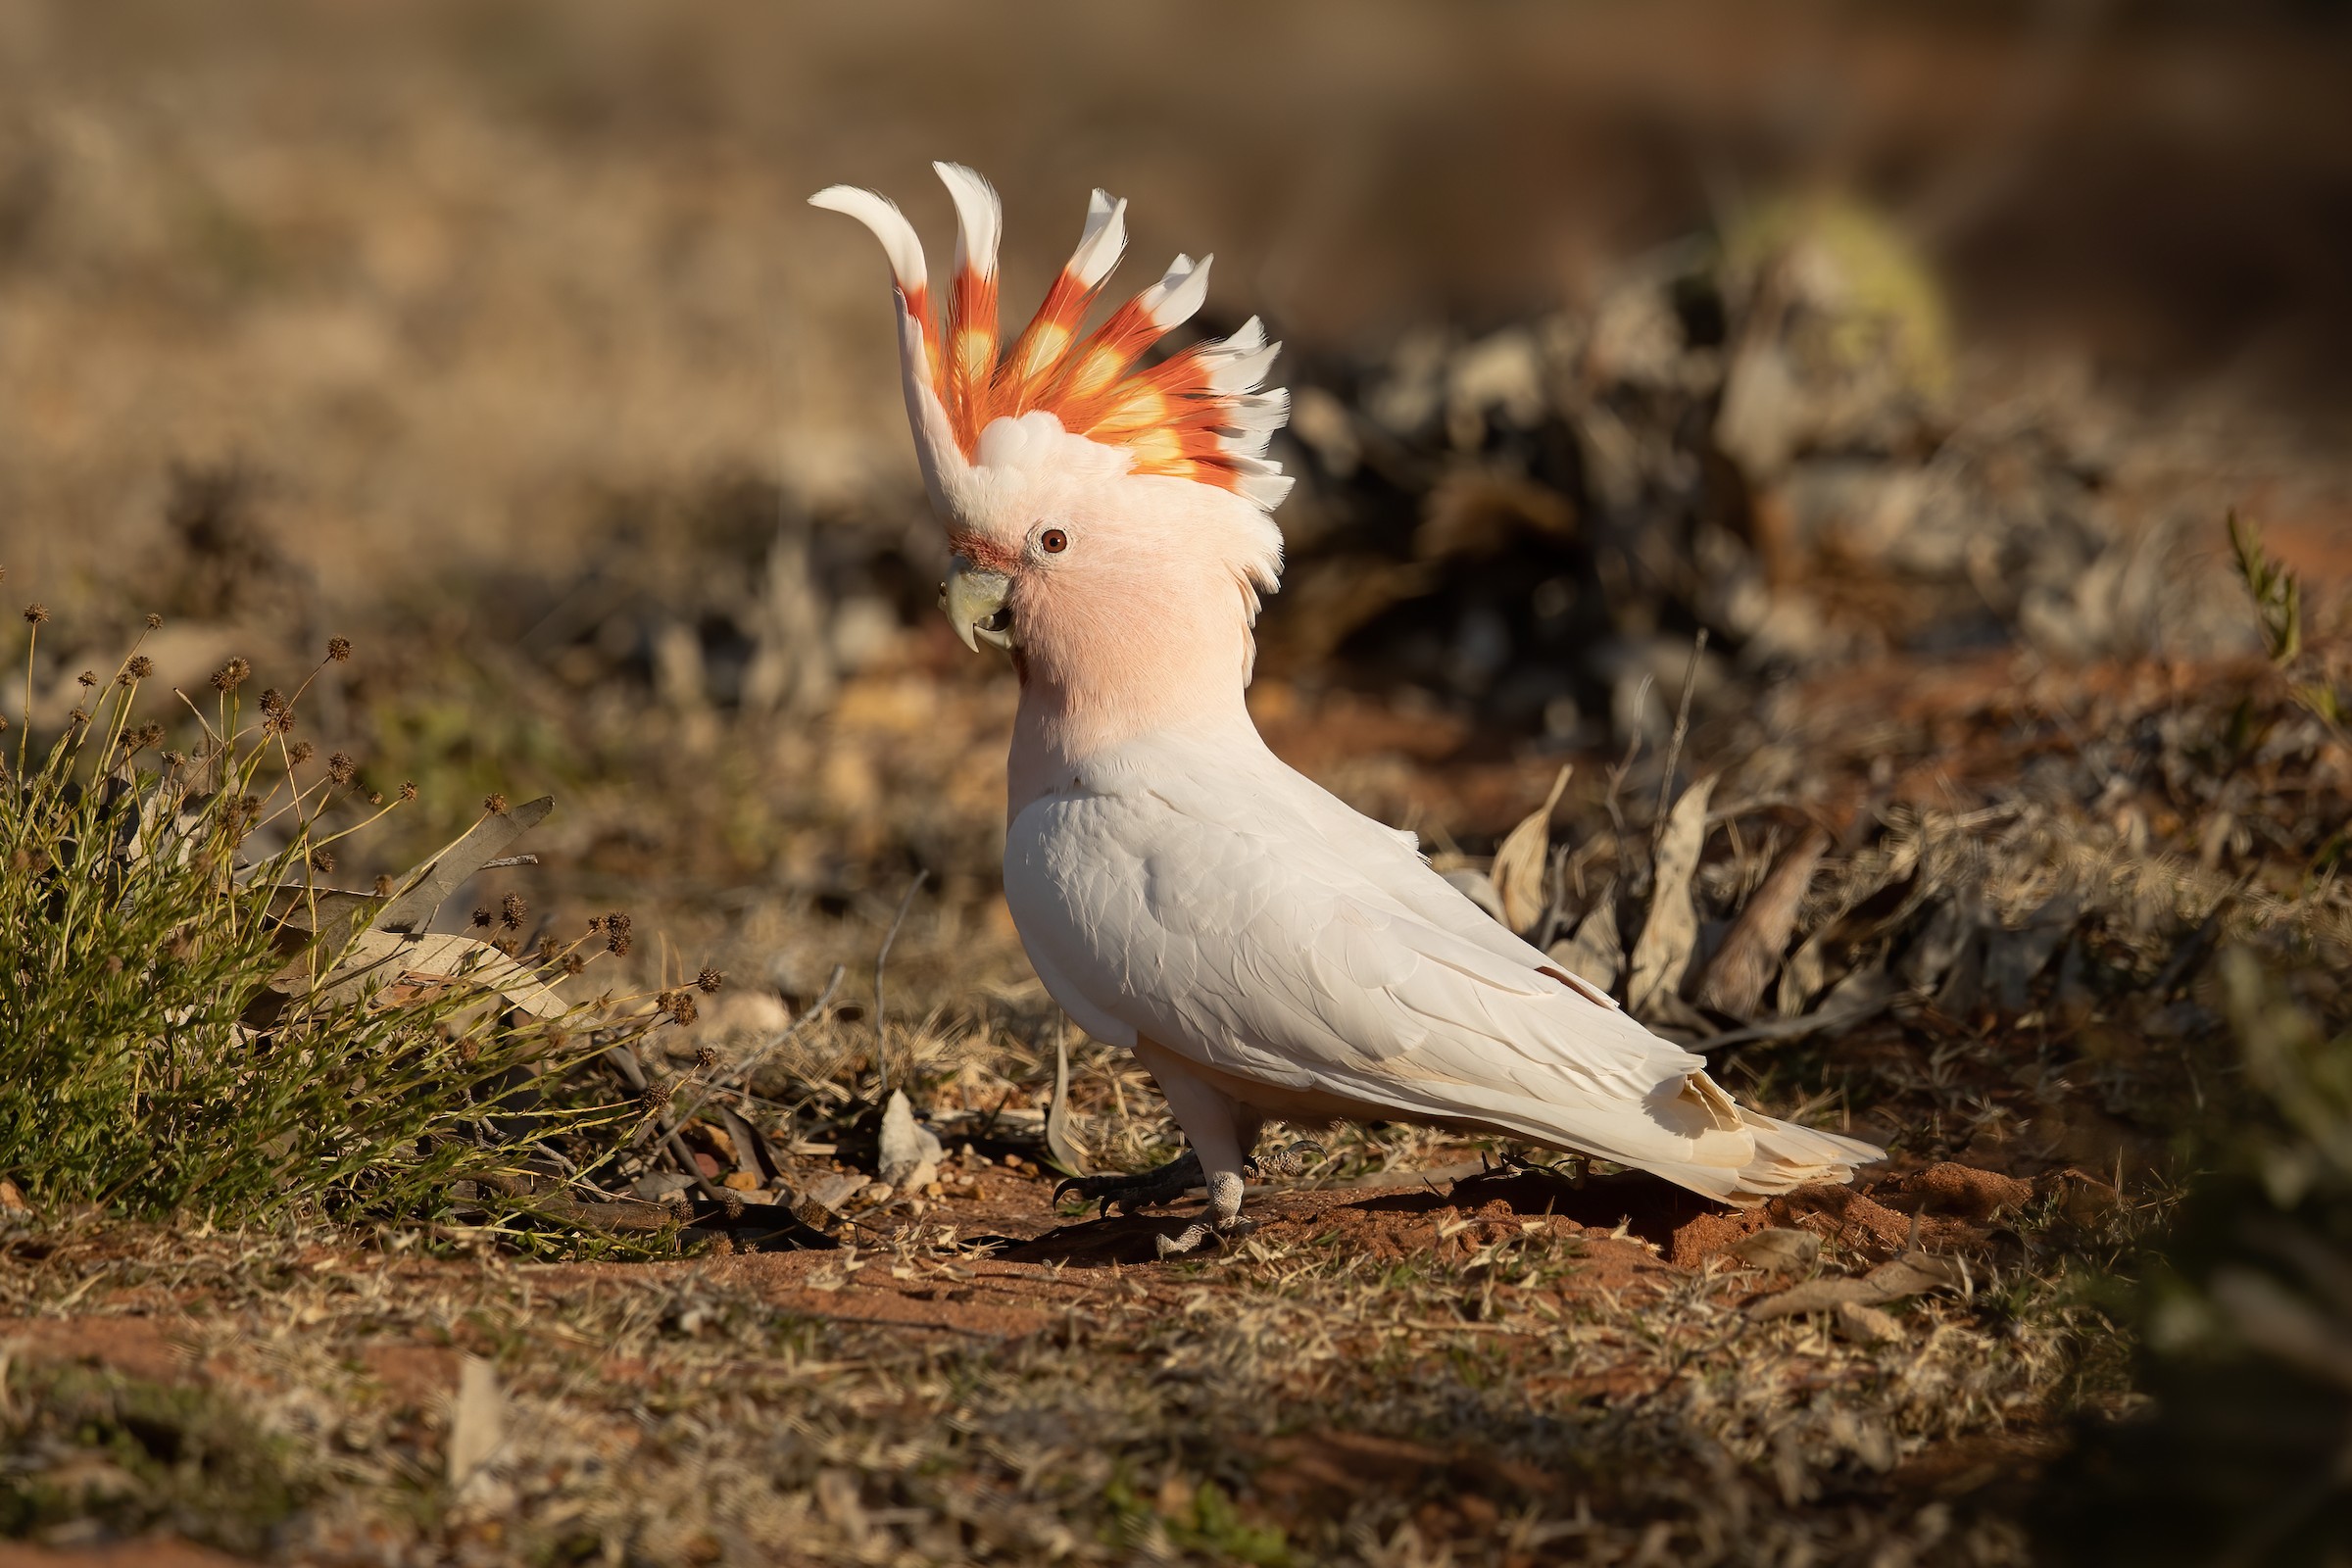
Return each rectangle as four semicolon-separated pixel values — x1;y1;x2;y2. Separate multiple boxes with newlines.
0;0;2346;961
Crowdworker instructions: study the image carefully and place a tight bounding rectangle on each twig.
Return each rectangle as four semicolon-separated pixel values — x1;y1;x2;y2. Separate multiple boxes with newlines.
1651;627;1709;861
872;869;928;1098
668;963;846;1129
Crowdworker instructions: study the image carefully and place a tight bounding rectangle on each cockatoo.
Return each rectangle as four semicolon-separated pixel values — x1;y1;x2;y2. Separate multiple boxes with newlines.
812;165;1883;1253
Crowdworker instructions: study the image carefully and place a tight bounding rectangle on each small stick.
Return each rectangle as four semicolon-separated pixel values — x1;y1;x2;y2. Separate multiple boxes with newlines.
1650;627;1710;862
872;869;928;1098
668;963;846;1129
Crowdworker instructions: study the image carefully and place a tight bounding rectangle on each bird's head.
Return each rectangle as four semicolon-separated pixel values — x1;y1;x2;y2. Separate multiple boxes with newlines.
810;166;1292;741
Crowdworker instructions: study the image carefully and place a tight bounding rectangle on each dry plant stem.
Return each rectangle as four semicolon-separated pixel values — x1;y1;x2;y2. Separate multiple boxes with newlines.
608;1043;728;1206
1651;626;1709;862
871;869;927;1099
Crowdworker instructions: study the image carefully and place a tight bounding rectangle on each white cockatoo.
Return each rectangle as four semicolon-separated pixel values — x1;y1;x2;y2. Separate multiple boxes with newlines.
812;165;1883;1252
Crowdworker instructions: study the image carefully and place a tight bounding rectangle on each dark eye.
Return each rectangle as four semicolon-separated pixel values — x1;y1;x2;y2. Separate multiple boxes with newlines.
1040;528;1068;555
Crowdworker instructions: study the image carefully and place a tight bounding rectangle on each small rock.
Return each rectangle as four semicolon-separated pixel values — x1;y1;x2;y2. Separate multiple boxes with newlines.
721;1170;761;1194
633;1171;697;1201
0;1179;25;1214
860;1181;895;1204
1836;1299;1904;1346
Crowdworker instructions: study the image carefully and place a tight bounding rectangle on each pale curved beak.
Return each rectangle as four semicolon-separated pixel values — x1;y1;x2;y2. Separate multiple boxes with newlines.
939;557;1017;654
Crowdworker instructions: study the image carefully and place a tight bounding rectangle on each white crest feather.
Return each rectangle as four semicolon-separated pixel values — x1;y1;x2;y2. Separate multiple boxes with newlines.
808;185;929;294
932;162;1002;280
1067;188;1129;288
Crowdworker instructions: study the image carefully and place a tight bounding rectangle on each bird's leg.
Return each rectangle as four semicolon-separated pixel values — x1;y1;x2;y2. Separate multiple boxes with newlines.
1132;1040;1259;1258
1053;1150;1203;1218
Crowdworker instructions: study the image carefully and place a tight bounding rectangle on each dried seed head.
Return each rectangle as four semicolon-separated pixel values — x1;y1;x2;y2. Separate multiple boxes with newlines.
68;707;89;725
259;687;287;715
23;604;47;624
483;792;509;815
494;936;520;957
644;1080;673;1107
501;892;527;930
367;791;382;805
373;873;396;897
720;1195;745;1221
287;739;315;764
326;636;352;662
162;749;186;767
309;847;336;873
145;612;163;629
210;657;250;692
563;953;586;976
263;710;296;736
471;908;494;929
694;1044;718;1069
123;655;155;682
604;911;633;956
665;991;700;1026
457;1038;480;1063
325;752;356;785
536;935;560;962
131;722;164;751
697;967;724;995
75;669;97;688
400;781;417;802
585;915;605;934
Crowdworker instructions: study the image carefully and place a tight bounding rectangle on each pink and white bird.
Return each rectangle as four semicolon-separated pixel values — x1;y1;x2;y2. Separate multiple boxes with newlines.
812;165;1882;1253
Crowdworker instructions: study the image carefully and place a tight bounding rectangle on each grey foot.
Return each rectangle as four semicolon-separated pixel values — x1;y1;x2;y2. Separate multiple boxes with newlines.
1250;1139;1326;1180
1152;1170;1251;1258
1054;1151;1203;1218
1154;1214;1257;1257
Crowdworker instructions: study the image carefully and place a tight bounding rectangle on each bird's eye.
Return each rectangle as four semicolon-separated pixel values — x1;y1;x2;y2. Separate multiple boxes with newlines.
1039;528;1069;555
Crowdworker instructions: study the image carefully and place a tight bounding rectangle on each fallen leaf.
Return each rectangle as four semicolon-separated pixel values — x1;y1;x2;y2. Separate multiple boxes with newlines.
1747;1249;1969;1319
878;1090;943;1191
1730;1228;1821;1273
1492;764;1572;936
1628;776;1716;1018
447;1354;504;1484
1835;1298;1904;1346
1044;1031;1090;1177
1693;827;1827;1018
1549;887;1622;995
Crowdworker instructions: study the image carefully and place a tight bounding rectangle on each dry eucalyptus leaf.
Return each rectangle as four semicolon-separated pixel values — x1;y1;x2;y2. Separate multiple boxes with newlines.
1492;763;1573;936
447;1355;505;1485
1628;776;1716;1017
289;930;569;1018
1835;1298;1905;1346
1747;1248;1968;1320
1442;867;1507;924
877;1089;943;1191
1695;827;1828;1018
1044;1031;1091;1178
1550;889;1622;995
371;796;554;936
1730;1227;1821;1272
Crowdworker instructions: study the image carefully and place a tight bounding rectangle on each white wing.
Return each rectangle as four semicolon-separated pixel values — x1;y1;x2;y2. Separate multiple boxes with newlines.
1004;729;1879;1198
